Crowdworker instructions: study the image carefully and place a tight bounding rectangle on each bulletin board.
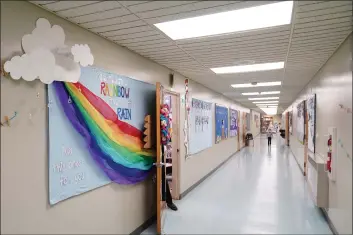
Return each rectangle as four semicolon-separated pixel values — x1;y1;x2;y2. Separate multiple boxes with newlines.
188;98;213;155
306;94;316;153
48;66;156;205
297;100;305;144
215;104;229;143
229;109;238;137
245;113;251;131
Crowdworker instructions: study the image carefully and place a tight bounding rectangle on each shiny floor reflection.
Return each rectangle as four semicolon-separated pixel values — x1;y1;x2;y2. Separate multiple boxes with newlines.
143;135;332;234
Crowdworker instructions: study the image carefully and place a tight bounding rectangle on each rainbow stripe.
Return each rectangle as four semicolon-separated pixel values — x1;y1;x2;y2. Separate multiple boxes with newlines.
53;81;155;184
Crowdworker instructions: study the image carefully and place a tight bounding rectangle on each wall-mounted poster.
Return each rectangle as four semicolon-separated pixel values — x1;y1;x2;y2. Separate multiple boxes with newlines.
254;114;259;128
246;113;251;131
289;111;293;135
189;98;213;155
229;109;238;137
215;105;229;143
297;100;305;144
48;66;156;205
306;94;316;153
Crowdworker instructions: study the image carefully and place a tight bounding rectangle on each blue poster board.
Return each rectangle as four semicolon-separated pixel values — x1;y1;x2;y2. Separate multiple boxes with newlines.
48;66;155;205
215;105;229;143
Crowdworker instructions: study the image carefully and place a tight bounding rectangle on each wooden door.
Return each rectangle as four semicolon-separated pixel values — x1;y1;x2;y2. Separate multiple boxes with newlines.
155;82;164;235
168;92;180;199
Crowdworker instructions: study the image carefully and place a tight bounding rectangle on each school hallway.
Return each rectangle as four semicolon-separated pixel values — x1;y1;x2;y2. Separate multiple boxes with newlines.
143;134;332;234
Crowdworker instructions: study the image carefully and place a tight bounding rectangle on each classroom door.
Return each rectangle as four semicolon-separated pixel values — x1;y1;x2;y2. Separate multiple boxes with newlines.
155;82;165;235
164;91;180;199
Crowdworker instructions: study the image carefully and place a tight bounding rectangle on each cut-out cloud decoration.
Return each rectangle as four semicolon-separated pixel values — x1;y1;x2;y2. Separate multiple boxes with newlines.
71;44;94;67
4;18;94;84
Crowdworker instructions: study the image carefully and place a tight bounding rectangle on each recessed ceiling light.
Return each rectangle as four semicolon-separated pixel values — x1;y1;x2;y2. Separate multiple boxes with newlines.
212;62;285;74
257;105;278;108
248;97;279;100
260;107;278;115
253;101;279;104
154;1;293;40
242;92;260;95
261;91;280;95
231;81;281;88
242;91;280;96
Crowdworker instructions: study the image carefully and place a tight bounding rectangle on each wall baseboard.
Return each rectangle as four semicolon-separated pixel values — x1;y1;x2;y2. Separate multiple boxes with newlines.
180;149;240;199
129;214;156;235
320;208;338;235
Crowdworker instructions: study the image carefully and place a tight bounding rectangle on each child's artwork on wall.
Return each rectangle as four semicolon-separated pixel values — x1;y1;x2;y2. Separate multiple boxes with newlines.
306;94;316;153
189;98;213;155
229;109;238;137
48;66;156;205
215;105;228;143
297;100;305;144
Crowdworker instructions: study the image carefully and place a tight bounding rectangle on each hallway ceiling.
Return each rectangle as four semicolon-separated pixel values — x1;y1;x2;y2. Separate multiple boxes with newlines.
30;1;352;114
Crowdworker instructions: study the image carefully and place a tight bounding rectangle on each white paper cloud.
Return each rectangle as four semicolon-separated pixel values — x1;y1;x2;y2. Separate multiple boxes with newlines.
4;18;94;84
71;44;94;67
22;18;65;54
4;48;56;83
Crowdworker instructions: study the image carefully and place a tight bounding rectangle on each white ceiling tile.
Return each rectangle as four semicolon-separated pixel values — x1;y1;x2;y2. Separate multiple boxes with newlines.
118;1;150;6
125;1;198;13
70;7;130;24
100;25;152;37
40;1;99;12
80;14;139;28
57;1;121;18
91;20;147;34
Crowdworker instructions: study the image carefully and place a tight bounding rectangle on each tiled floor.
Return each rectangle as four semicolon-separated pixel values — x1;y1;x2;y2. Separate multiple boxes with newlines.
143;134;332;234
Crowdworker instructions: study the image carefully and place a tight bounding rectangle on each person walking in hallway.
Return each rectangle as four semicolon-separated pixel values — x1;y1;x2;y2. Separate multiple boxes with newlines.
267;127;273;146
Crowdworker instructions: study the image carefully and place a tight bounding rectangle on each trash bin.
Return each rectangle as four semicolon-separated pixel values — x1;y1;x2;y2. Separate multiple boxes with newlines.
245;133;254;146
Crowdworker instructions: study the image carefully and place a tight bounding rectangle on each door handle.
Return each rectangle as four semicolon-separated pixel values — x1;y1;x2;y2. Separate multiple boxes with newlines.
177;149;179;153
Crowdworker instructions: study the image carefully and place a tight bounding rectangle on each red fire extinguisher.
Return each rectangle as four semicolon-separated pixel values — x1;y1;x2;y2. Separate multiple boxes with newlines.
327;135;332;172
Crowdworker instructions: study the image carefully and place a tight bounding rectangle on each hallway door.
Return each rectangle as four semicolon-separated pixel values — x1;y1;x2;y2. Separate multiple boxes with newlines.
164;91;181;199
155;82;164;235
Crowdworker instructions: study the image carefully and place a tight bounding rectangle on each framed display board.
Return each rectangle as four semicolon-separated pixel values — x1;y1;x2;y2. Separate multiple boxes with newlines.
215;104;229;143
306;94;316;153
297;100;305;144
189;98;213;154
229;109;238;137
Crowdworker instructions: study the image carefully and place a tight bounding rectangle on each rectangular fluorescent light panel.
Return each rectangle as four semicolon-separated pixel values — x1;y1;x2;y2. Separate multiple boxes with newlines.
154;1;293;40
248;97;279;100
232;81;281;88
242;91;280;96
260;107;278;115
242;92;260;95
253;101;279;104
261;91;280;95
212;62;284;74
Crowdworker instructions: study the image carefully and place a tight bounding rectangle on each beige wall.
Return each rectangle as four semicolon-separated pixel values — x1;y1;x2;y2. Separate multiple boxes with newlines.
283;34;352;234
0;1;249;234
